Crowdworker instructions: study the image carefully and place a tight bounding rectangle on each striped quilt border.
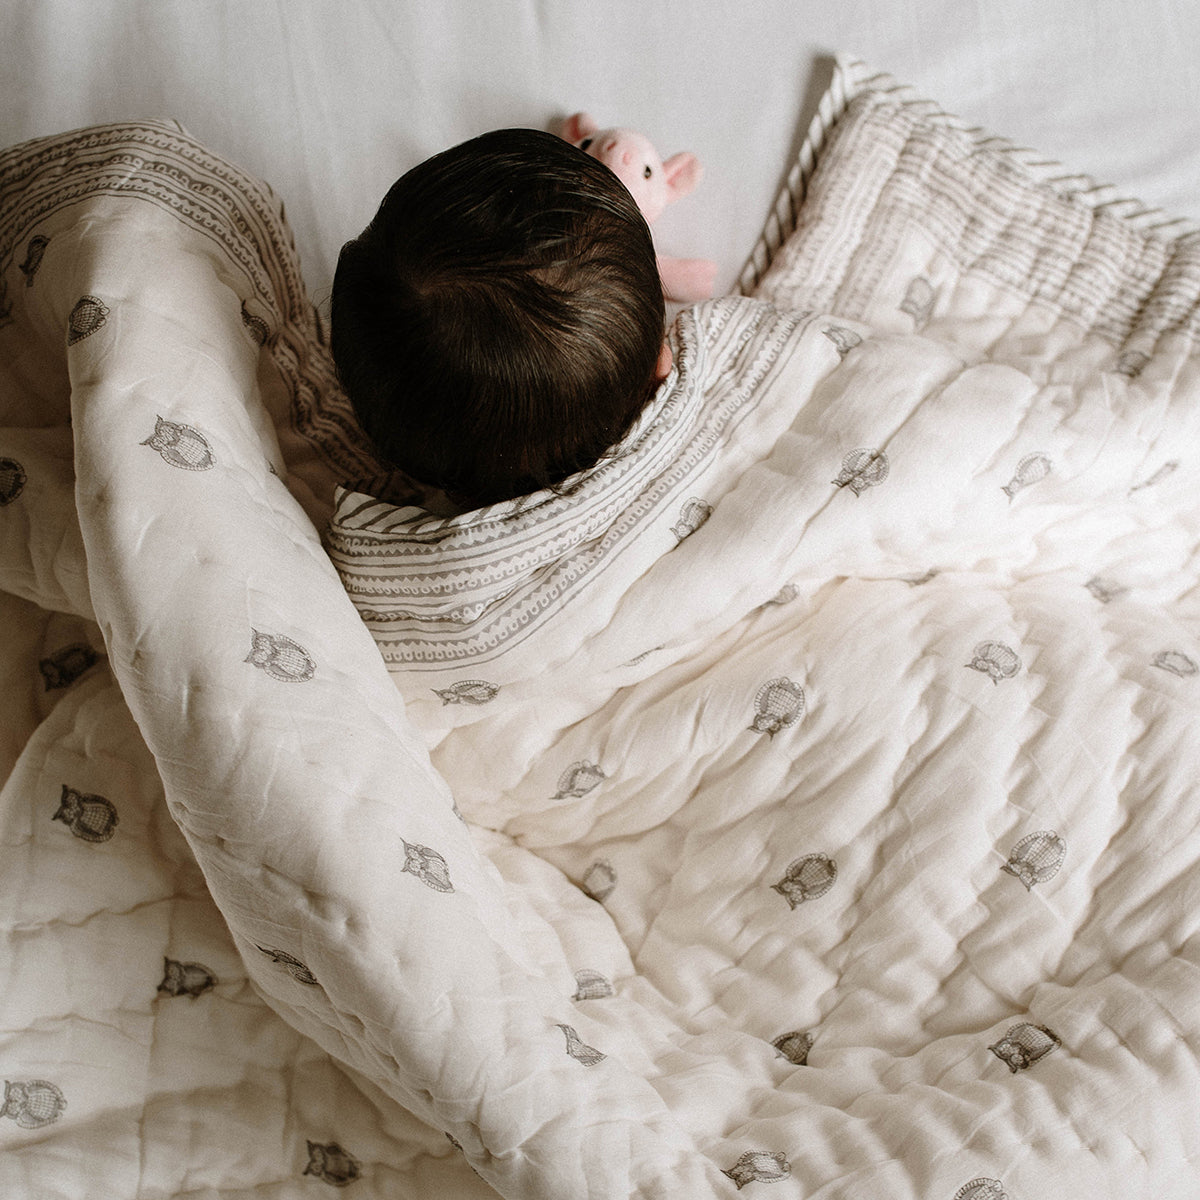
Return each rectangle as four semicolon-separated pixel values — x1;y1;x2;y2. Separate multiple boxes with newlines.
738;55;1200;295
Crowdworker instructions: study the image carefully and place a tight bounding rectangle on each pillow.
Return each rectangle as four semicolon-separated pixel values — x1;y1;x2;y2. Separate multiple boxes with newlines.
743;57;1200;364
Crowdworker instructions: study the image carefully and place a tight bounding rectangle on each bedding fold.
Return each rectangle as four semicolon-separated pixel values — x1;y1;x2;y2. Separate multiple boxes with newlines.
1;117;732;1200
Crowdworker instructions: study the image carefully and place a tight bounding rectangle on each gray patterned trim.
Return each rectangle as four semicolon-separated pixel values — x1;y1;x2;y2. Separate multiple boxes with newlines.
326;301;811;667
741;57;1200;296
0;120;379;483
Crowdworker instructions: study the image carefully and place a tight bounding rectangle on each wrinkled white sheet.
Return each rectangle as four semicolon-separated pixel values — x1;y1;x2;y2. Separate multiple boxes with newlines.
2;1;1197;300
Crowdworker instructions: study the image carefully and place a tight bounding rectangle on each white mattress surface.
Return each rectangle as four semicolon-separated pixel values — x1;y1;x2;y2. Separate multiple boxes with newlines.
3;1;1197;299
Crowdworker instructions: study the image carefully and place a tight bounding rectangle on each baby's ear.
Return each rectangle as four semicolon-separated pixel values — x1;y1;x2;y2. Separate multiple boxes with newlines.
562;112;599;143
662;152;704;199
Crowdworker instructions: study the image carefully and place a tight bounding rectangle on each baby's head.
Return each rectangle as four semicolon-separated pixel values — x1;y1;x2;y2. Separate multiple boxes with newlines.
331;127;668;508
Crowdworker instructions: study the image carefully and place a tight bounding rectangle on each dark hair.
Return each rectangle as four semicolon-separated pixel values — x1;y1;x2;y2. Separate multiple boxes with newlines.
330;127;665;507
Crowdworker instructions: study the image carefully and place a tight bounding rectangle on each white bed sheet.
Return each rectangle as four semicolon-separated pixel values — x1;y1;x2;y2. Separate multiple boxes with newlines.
2;0;1196;303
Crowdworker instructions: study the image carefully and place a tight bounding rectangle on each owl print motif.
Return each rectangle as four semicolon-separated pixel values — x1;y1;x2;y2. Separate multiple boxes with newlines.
572;969;615;1000
832;448;889;496
433;680;499;706
899;275;936;326
988;1022;1061;1073
580;864;619;902
1002;452;1051;501
245;629;316;682
751;677;806;737
1002;831;1066;890
1130;460;1178;493
141;416;215;471
556;1023;606;1066
1153;650;1198;678
1113;349;1150;378
671;497;712;541
623;645;663;667
822;325;862;358
1085;576;1127;604
19;235;50;286
2;1079;66;1129
553;761;606;800
53;784;118;843
39;643;101;691
240;300;271;346
763;583;799;607
303;1141;362;1187
903;567;939;587
772;854;837;908
67;295;108;344
954;1181;1009;1200
256;945;319;986
157;957;218;999
580;859;617;903
0;457;26;506
966;641;1021;684
401;839;454;892
772;1030;814;1065
723;1151;791;1189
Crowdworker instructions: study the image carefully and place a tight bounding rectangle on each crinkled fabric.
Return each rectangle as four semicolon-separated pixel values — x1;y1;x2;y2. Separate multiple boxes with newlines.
329;69;1200;1199
4;65;1200;1200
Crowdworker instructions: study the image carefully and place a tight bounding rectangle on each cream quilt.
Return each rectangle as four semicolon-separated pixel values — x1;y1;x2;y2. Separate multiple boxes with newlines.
3;62;1200;1199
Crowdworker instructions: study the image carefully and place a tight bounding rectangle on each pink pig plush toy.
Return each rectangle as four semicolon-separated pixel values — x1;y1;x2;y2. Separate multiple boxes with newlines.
562;112;717;304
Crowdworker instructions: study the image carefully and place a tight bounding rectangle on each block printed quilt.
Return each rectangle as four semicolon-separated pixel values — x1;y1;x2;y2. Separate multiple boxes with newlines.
3;61;1200;1199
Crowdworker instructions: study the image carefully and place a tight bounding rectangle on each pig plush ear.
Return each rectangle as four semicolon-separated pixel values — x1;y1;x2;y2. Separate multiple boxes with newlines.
562;112;599;143
662;151;704;199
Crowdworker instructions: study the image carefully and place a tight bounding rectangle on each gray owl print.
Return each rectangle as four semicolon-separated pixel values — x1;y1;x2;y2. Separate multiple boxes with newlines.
988;1022;1061;1072
67;295;108;344
772;1030;814;1065
2;1079;67;1129
53;784;118;843
1002;831;1066;890
19;234;50;285
822;325;862;357
39;643;101;691
751;677;806;737
556;1023;606;1066
141;416;215;470
157;957;218;999
245;629;316;682
401;839;454;892
1085;576;1126;603
899;275;936;326
1113;349;1149;378
256;945;319;986
772;854;837;908
303;1141;362;1187
433;680;499;705
240;300;271;346
1002;452;1051;500
966;641;1021;684
580;859;617;902
723;1151;791;1189
1130;460;1178;493
0;457;26;505
1153;650;1198;678
553;761;606;800
832;448;889;496
671;497;712;541
572;969;615;1000
954;1180;1009;1200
